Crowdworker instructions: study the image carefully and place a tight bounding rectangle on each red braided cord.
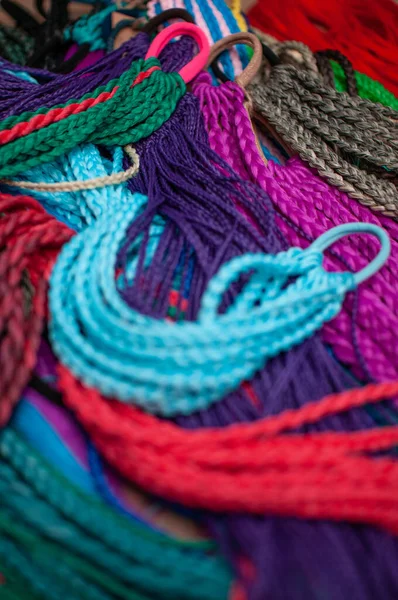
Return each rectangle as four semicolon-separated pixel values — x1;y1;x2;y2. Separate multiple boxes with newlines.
59;368;398;532
0;194;73;426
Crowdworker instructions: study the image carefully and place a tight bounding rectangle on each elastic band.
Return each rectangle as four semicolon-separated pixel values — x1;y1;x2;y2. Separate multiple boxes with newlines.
207;32;263;88
142;9;195;35
145;22;209;84
310;223;391;285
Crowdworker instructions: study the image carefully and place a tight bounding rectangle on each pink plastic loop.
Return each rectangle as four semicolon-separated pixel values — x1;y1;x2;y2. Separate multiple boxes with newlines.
145;22;210;84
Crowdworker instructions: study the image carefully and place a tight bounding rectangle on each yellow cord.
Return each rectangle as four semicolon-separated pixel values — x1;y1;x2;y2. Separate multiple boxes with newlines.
230;0;248;32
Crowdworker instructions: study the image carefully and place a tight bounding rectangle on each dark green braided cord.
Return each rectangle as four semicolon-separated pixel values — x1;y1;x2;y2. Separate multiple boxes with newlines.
0;469;179;600
332;61;398;110
0;24;34;65
0;525;113;600
0;58;185;178
0;556;44;600
0;428;232;600
0;513;147;600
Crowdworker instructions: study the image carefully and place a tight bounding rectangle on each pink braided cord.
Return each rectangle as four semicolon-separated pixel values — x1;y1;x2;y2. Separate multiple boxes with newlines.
193;72;398;382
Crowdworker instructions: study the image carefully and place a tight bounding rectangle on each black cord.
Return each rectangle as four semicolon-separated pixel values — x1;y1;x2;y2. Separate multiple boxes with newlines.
210;42;280;83
1;0;40;34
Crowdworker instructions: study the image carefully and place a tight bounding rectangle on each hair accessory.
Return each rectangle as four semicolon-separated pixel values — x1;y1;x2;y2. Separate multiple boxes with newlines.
142;8;195;35
194;62;398;384
315;49;358;97
0;25;205;177
247;60;398;218
208;32;263;88
49;200;389;416
147;0;250;80
145;22;209;83
309;223;390;285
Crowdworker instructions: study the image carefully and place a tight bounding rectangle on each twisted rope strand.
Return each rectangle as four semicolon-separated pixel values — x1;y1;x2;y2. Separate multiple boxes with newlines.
3;146;140;192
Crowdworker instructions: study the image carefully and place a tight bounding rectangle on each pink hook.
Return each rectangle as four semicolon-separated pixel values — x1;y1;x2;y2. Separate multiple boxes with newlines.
145;22;210;84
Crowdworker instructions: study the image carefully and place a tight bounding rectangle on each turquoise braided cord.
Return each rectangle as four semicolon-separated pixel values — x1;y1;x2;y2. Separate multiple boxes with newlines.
331;61;398;110
64;5;115;50
0;62;185;178
49;197;356;416
5;144;140;231
0;428;232;600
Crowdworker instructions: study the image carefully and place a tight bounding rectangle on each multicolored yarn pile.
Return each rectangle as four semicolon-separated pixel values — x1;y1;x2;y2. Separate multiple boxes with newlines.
1;1;398;599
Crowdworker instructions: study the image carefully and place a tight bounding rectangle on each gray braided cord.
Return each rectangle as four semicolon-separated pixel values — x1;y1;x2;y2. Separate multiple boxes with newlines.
249;65;398;218
265;69;398;169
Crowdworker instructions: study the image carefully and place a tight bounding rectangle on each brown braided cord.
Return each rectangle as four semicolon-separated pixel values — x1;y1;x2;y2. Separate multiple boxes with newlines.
315;52;338;91
316;50;358;97
249;64;398;218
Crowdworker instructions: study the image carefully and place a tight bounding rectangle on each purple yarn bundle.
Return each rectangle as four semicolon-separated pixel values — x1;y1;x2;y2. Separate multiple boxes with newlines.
0;33;194;119
112;87;398;599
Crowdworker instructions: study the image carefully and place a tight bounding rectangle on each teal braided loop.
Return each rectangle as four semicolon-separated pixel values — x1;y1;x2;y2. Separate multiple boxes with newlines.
0;428;231;600
7;144;140;230
49;194;387;416
0;59;185;177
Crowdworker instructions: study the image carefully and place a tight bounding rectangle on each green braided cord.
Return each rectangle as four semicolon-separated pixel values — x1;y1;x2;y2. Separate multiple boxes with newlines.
331;61;398;110
0;25;34;65
0;526;113;600
0;429;232;600
0;58;185;178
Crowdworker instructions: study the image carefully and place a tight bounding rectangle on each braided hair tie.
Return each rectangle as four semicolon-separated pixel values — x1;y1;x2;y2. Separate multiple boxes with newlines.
49;179;390;416
249;30;398;110
147;0;250;80
239;36;398;219
0;194;72;427
200;37;398;383
0;23;209;178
